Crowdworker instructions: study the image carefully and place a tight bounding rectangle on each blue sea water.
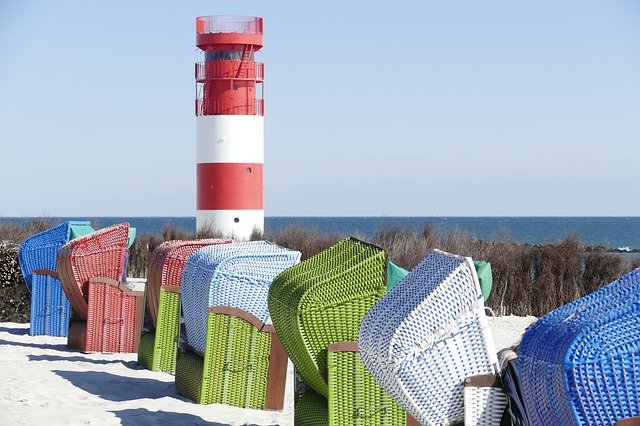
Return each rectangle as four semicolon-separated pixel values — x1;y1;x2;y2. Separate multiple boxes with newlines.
2;216;640;250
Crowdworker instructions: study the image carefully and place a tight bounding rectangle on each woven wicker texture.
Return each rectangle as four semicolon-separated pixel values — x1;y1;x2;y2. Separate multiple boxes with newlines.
463;375;508;426
201;310;271;407
137;330;155;370
29;272;71;337
18;221;93;289
57;223;130;319
175;351;204;402
85;279;141;353
517;268;640;426
139;289;182;371
181;241;301;354
294;390;330;426
328;344;406;425
268;237;388;397
358;249;499;425
145;239;232;326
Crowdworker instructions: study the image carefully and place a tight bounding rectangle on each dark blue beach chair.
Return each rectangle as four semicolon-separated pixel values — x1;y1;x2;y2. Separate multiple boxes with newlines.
517;268;640;425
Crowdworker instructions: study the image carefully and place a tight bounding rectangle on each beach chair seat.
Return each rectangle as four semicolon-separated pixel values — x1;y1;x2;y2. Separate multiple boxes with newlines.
18;220;94;336
175;306;288;410
358;249;500;425
137;238;232;373
57;222;143;353
516;268;640;425
176;240;301;409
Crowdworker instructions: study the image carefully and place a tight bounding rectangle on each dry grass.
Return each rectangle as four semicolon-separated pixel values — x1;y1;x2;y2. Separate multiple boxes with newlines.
1;220;638;322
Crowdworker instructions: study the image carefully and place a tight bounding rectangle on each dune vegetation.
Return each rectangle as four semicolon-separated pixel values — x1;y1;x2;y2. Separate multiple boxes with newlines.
1;219;638;322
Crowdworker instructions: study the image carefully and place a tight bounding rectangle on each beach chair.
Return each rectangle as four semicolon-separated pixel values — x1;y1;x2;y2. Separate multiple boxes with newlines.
18;221;94;336
56;222;143;353
175;241;301;410
268;238;419;425
268;237;388;398
516;268;640;425
358;249;500;425
138;238;232;373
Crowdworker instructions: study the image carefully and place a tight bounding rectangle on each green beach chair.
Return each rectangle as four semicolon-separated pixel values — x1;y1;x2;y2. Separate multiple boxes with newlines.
137;239;231;373
174;306;288;410
268;237;388;398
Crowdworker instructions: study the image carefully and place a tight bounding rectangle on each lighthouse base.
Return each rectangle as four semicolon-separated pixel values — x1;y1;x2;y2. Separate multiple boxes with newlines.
196;210;264;241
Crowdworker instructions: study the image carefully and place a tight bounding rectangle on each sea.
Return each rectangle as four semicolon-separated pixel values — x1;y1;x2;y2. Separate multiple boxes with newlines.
2;216;640;251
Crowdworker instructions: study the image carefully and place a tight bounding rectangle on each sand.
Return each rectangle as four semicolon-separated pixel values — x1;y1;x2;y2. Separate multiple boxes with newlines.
0;315;537;426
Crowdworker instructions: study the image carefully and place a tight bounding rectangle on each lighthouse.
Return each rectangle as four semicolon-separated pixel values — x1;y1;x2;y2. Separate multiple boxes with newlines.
195;16;264;239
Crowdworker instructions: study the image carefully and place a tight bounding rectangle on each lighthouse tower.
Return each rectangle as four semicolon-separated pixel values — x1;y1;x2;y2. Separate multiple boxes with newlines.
195;16;264;239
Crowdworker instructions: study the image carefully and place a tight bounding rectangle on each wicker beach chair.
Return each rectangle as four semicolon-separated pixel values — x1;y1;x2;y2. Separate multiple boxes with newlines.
269;238;418;425
358;249;500;425
18;221;94;336
268;237;388;399
516;268;640;425
138;238;232;373
175;240;301;410
56;222;143;353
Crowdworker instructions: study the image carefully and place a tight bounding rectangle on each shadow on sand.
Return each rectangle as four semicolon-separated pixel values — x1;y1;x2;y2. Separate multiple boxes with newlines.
52;370;176;402
0;324;30;336
0;338;70;352
111;408;242;426
29;353;139;368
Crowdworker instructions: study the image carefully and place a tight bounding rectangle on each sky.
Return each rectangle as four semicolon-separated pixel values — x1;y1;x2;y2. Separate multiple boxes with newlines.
0;1;639;217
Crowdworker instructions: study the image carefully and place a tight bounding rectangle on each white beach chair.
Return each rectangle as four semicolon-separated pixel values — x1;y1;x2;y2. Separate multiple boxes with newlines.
358;249;501;425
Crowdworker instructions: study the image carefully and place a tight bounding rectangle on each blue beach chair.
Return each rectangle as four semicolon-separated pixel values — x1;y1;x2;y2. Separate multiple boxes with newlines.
517;268;640;425
18;221;95;336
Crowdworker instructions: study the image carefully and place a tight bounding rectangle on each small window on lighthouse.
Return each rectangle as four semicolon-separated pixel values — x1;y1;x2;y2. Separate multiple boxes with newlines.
234;217;240;223
245;167;252;174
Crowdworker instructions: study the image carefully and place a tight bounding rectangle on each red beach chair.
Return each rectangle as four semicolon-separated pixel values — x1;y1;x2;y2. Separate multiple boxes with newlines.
57;222;143;353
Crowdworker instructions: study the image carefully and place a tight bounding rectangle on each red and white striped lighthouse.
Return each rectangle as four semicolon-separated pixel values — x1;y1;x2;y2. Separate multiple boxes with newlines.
195;15;264;240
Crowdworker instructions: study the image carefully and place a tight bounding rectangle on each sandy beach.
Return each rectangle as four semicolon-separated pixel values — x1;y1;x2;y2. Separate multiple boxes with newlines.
0;315;536;426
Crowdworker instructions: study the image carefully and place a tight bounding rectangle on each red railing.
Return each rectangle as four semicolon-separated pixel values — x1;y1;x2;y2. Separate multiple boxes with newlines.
196;98;264;116
195;61;264;82
196;16;263;35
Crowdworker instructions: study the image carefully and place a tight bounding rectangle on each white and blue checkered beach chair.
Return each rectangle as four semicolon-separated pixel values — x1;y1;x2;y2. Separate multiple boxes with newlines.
517;268;640;426
180;240;302;354
358;249;500;425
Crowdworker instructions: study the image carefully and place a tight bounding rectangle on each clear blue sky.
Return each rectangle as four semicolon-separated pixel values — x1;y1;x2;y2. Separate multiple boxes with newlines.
1;1;638;217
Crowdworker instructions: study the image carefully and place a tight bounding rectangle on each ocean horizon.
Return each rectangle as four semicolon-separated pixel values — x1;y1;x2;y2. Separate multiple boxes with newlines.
2;216;639;250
